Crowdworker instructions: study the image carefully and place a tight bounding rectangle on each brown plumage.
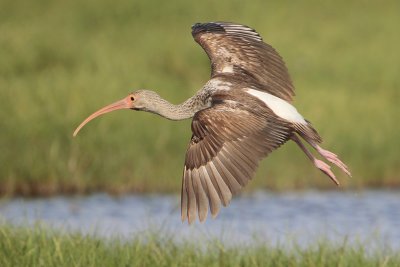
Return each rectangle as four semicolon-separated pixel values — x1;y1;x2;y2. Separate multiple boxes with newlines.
192;22;295;102
182;93;291;222
73;22;351;224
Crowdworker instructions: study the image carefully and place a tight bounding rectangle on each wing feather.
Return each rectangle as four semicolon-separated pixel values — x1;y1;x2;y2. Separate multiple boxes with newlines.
182;103;291;223
199;166;220;217
186;168;197;223
192;22;295;102
208;160;232;206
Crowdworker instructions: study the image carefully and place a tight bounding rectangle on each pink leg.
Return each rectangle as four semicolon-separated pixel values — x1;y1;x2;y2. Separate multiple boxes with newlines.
313;144;351;177
291;135;340;186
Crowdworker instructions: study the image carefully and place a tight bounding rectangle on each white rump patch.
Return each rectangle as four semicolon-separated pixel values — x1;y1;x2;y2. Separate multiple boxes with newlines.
246;88;306;123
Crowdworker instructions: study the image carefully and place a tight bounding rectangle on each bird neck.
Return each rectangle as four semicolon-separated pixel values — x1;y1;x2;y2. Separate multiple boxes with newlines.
149;91;211;121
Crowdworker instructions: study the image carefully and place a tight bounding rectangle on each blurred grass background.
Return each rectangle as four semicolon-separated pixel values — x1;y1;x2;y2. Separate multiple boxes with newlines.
0;0;399;196
1;225;399;267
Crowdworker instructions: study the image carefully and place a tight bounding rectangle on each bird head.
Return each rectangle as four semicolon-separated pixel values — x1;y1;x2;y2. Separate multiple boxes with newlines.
73;90;158;137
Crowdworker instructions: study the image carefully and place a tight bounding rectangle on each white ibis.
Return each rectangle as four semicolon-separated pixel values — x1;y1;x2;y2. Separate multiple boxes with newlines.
74;22;351;224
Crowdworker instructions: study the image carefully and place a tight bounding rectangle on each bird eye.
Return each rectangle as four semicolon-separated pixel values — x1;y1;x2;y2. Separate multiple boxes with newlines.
130;96;135;101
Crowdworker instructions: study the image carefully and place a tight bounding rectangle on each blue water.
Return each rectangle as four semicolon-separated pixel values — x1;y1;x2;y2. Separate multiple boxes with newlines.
0;190;399;250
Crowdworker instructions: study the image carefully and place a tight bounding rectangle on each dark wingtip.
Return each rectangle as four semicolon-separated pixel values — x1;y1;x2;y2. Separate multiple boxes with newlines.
191;22;202;30
191;22;225;36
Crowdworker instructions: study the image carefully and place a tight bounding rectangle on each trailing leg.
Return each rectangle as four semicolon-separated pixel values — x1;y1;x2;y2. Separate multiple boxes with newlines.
290;134;340;186
314;145;351;177
298;133;351;177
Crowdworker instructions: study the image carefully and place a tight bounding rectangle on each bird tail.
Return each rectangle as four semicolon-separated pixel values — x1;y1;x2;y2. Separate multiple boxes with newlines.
293;120;322;144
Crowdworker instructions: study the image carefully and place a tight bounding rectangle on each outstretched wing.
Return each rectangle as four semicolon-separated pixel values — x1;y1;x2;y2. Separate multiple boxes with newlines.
192;22;295;102
181;103;291;223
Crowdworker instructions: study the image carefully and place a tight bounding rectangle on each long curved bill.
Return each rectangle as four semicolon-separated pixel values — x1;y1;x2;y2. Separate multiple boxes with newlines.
73;97;131;137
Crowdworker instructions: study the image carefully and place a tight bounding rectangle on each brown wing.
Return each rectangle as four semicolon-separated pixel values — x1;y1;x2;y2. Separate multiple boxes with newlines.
181;103;291;223
192;22;295;102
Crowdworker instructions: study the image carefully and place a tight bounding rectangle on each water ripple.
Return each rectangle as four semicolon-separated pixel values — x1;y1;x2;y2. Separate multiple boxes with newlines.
0;190;399;249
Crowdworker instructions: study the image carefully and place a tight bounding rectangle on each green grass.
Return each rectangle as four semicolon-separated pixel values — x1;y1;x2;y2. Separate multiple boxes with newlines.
0;225;398;267
1;0;399;195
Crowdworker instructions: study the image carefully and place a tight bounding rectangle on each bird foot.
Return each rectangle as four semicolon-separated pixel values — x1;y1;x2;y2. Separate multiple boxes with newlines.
316;146;351;177
314;159;340;186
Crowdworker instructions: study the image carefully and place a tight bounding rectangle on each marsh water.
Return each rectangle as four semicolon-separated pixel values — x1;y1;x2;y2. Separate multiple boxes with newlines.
1;190;399;250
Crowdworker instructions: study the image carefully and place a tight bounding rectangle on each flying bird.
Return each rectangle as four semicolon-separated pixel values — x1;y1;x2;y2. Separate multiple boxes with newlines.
73;22;351;224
